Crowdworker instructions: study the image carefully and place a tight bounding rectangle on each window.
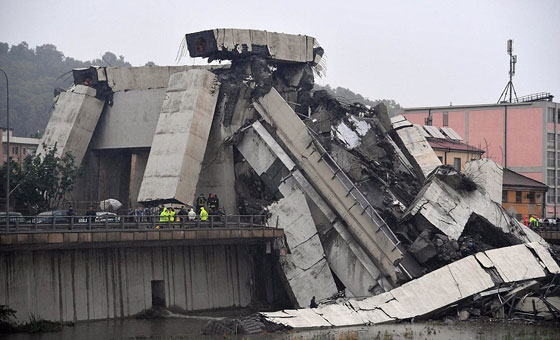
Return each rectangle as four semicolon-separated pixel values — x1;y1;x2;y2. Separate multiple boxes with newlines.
453;157;461;171
437;156;443;163
11;146;18;155
547;191;555;204
557;152;560;167
548;169;555;185
548;151;555;167
22;148;26;155
557;170;560;185
528;192;535;204
516;191;522;203
502;190;508;202
548;108;555;122
443;112;449;126
558;108;560;123
548;133;555;149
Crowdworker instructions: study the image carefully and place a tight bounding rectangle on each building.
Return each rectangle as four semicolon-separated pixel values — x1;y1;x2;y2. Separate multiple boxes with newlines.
403;97;560;217
416;125;485;171
428;137;485;171
1;128;40;166
502;168;548;219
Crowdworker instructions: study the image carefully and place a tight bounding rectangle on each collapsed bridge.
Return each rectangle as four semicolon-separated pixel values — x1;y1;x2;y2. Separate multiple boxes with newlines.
3;28;559;324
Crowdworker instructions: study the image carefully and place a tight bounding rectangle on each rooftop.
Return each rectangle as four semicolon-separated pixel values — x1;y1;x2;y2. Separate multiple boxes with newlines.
503;168;548;190
427;137;485;154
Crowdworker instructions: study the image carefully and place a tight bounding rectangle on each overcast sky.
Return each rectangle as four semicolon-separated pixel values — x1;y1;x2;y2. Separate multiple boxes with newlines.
1;0;559;107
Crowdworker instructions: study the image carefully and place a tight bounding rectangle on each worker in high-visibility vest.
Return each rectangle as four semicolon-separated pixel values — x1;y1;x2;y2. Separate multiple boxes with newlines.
529;215;538;229
200;207;208;221
169;207;176;223
157;207;169;229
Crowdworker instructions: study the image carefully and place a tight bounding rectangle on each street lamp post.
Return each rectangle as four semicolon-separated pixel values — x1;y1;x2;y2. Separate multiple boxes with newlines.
0;68;9;228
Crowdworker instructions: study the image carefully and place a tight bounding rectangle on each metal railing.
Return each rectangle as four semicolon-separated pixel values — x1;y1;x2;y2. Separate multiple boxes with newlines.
515;92;554;103
306;129;401;249
0;214;272;233
305;129;413;280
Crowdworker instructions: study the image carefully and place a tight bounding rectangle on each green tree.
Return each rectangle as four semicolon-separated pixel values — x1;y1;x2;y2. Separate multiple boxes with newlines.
0;144;81;213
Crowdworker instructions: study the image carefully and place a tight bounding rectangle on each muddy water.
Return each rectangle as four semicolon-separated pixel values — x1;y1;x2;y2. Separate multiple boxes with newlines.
3;317;559;340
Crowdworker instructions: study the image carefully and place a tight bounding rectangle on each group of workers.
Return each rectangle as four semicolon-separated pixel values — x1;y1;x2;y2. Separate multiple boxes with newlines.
522;215;560;229
157;206;196;223
156;193;223;227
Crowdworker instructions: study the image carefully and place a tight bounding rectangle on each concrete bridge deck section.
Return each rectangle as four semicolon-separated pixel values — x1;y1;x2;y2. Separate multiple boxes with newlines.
253;88;404;284
238;121;393;295
0;227;283;251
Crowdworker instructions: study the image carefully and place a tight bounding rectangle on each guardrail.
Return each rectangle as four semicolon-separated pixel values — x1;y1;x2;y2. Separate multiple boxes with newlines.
307;129;402;248
0;214;271;233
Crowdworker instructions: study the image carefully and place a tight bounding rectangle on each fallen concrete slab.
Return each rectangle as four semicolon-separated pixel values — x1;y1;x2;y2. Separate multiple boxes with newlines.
464;158;503;205
390;116;441;181
137;69;219;205
262;242;560;328
38;85;105;165
236;122;338;306
269;180;339;307
237;120;394;295
403;165;544;244
254;88;405;284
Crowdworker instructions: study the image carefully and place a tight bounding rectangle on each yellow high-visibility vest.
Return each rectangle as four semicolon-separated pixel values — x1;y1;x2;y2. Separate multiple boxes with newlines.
160;209;169;222
200;208;208;221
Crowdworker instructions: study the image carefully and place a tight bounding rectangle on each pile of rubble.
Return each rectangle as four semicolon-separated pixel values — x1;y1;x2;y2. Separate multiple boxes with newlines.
39;28;560;331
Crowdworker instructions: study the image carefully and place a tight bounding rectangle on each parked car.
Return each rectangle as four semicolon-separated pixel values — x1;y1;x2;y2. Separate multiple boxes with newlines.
0;212;25;225
95;212;120;223
37;210;72;224
77;212;120;223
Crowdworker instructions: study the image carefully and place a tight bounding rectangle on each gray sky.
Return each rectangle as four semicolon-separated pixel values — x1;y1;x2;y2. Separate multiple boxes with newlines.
1;0;559;107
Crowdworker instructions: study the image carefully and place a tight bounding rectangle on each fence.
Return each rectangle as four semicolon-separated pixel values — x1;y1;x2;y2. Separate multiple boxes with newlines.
0;214;271;233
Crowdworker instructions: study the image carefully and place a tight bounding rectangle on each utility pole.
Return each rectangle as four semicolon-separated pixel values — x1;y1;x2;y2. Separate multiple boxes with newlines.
0;68;9;228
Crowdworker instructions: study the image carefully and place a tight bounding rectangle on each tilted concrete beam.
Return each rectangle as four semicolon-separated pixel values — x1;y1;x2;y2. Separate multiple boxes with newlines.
137;69;219;205
38;85;105;166
253;88;404;284
238;121;394;294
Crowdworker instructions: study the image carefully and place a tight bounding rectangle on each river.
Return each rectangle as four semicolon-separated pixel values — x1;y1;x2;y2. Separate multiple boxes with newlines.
2;316;559;340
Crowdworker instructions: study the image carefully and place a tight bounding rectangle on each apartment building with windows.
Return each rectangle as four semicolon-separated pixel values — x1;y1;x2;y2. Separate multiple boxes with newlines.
1;128;40;166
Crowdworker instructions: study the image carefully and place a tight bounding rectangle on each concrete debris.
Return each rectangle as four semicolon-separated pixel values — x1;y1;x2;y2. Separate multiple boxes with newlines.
37;28;560;327
390;115;442;181
403;164;543;246
464;158;504;205
261;242;560;328
254;88;406;284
